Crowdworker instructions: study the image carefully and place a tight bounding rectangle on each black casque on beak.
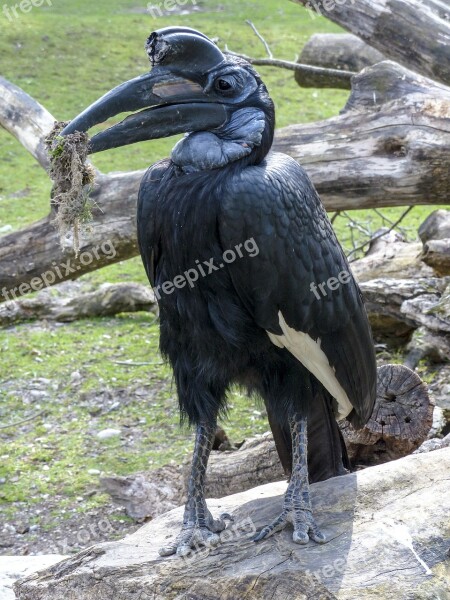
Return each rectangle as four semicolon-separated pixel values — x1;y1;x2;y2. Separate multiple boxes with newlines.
61;27;230;154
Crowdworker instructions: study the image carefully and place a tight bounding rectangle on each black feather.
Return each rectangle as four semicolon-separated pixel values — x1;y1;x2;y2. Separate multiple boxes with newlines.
137;146;376;479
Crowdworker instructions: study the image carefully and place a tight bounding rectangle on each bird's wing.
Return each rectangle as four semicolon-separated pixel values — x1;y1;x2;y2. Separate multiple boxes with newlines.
137;159;172;287
219;153;376;426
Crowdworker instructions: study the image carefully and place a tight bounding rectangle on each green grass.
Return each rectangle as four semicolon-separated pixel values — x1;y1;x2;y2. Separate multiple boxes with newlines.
0;314;268;517
0;0;350;231
0;0;440;525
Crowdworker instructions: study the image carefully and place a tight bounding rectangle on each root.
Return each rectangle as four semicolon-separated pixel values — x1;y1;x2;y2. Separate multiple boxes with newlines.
46;121;95;255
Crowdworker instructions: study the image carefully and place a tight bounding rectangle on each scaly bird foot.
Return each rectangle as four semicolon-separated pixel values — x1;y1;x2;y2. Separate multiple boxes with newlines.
253;414;326;546
159;508;232;557
253;505;325;545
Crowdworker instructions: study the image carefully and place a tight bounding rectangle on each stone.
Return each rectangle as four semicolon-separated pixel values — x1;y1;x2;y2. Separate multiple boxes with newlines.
96;429;121;440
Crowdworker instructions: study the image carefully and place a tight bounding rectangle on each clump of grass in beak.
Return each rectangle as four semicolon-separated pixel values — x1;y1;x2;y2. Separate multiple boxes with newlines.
46;121;95;256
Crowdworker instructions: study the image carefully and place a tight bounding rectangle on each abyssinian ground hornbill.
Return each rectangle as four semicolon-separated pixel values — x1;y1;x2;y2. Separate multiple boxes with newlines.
61;27;377;556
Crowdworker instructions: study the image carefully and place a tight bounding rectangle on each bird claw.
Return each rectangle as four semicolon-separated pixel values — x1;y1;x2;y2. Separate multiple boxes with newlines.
159;526;221;557
253;507;326;545
158;509;231;557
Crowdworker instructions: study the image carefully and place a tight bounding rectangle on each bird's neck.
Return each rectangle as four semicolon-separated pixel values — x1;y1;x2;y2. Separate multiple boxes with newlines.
170;107;272;173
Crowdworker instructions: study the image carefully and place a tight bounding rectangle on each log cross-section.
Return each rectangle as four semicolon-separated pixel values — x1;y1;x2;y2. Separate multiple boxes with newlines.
340;364;434;466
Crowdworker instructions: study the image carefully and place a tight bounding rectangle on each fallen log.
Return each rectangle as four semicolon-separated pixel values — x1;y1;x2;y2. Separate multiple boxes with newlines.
349;225;450;346
359;277;449;345
340;365;433;466
419;209;450;244
1;61;450;298
405;327;450;369
0;76;54;170
419;210;450;275
292;0;450;86
274;61;450;211
401;283;450;335
15;448;450;600
295;33;385;89
421;239;450;277
351;237;433;283
100;432;285;521
0;283;157;326
100;365;433;521
414;432;450;454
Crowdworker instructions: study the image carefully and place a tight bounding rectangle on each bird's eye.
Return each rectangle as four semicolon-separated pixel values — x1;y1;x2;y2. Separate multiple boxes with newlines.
217;79;232;91
215;77;235;94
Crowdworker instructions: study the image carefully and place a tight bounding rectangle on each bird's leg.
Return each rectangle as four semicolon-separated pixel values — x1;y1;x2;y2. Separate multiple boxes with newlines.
159;422;231;557
254;413;326;545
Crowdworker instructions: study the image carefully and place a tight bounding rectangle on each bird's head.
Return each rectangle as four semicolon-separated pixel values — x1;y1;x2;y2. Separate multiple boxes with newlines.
61;27;275;170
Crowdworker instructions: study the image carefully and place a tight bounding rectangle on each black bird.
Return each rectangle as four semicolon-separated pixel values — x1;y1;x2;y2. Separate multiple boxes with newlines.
61;27;377;556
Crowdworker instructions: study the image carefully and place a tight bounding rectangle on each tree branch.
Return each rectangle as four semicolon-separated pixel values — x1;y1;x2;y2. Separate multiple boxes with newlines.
224;49;355;88
0;61;449;300
347;207;414;262
245;20;273;59
0;77;55;170
291;0;450;86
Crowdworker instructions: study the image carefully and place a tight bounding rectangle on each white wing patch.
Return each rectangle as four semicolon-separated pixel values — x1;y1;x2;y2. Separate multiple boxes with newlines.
267;311;353;420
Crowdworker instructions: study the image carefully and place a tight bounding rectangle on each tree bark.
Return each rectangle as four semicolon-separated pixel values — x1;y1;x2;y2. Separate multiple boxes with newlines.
1;61;450;298
405;327;450;369
340;365;433;467
295;33;385;89
275;62;450;211
418;209;450;243
292;0;450;86
419;210;450;275
421;239;450;276
0;76;54;170
359;277;449;345
15;449;450;600
0;283;156;326
351;238;433;283
99;365;434;521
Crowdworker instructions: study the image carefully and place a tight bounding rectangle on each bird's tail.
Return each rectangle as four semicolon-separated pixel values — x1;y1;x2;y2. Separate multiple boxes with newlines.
267;389;350;483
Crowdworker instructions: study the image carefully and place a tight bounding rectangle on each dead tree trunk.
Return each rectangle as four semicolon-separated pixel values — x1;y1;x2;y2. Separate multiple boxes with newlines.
419;210;450;276
100;366;433;521
347;220;450;353
340;365;433;467
15;449;450;600
1;62;450;299
359;277;449;345
296;33;385;88
421;239;450;276
292;0;450;86
275;61;450;211
405;327;450;369
419;209;450;243
0;283;156;326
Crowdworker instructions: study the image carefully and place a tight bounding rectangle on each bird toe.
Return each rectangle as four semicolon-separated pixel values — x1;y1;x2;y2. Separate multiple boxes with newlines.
309;528;326;544
158;543;178;557
292;528;310;544
253;513;288;542
159;526;223;558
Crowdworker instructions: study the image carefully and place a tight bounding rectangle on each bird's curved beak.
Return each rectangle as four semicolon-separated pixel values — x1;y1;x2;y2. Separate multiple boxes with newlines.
60;70;229;154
